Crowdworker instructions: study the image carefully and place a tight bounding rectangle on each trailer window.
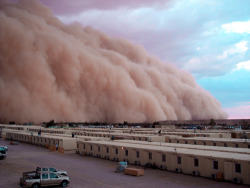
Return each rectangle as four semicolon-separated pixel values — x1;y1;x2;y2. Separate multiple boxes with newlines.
136;151;140;158
235;164;241;173
149;152;152;160
177;156;181;164
116;148;118;154
194;159;199;167
213;161;218;170
162;154;166;162
125;150;128;156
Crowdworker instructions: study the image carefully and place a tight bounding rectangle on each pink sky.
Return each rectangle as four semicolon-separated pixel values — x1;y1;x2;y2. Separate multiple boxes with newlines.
38;0;250;120
224;104;250;119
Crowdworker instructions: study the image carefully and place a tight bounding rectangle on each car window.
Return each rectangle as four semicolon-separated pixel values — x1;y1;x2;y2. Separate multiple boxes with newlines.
49;173;58;179
49;168;57;172
42;168;48;171
42;174;48;179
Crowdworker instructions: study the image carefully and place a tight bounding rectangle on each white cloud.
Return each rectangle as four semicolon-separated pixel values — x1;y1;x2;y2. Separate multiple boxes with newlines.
183;57;202;72
234;60;250;71
57;3;250;79
235;41;248;51
218;40;248;59
183;40;249;77
222;21;250;34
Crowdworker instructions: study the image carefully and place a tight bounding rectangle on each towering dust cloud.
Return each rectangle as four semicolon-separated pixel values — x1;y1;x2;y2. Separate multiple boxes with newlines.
0;0;227;123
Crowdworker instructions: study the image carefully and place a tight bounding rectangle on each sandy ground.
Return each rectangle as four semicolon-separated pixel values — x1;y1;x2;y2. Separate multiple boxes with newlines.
0;139;247;188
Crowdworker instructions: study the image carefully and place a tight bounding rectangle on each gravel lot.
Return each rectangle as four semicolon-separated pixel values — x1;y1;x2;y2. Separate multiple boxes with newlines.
0;139;247;188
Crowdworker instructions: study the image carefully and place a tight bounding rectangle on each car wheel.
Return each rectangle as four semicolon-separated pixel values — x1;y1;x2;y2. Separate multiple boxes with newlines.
61;181;68;187
0;156;4;160
32;183;40;188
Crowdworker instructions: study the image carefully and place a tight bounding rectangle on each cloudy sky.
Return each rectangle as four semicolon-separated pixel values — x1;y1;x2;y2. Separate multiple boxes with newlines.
40;0;250;119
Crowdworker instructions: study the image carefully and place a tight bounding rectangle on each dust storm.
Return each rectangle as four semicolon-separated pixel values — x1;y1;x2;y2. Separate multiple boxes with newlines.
0;0;227;123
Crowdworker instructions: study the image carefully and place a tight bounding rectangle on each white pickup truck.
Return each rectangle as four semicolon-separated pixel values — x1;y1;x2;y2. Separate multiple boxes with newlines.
20;171;70;188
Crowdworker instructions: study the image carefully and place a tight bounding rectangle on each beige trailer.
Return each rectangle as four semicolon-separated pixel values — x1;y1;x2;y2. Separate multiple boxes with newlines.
116;140;250;155
5;130;77;154
165;136;250;149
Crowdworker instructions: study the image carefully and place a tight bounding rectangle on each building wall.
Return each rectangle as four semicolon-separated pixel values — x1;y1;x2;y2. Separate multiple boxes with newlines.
77;140;250;185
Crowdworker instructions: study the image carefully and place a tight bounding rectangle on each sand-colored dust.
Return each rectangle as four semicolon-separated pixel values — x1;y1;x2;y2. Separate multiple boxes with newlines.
0;0;227;123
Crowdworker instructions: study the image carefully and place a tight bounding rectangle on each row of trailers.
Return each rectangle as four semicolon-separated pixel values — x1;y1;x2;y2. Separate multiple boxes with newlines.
3;128;250;186
77;140;250;185
5;130;77;154
165;136;250;149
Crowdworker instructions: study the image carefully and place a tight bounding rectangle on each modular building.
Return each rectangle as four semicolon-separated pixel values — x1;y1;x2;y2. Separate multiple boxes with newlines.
115;140;250;155
5;130;77;154
165;136;250;149
163;131;232;138
77;140;250;185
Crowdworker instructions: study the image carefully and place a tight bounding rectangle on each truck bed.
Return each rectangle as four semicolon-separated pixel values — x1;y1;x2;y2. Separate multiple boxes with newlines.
23;171;38;178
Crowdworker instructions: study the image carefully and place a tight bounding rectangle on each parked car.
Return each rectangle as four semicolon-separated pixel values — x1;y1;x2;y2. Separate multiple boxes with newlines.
20;172;70;188
0;147;7;159
23;167;67;178
0;146;8;151
36;167;67;176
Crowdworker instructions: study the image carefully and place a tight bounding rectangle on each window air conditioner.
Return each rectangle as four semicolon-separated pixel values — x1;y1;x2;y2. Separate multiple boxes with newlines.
160;165;166;170
192;171;200;176
233;178;242;184
175;168;182;173
211;174;216;179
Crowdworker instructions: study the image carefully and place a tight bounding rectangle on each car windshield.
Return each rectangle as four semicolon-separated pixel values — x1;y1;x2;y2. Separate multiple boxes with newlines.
0;148;6;154
49;168;57;172
49;173;58;179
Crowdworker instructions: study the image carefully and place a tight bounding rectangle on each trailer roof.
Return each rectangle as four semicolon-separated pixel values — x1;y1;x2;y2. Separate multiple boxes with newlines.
80;140;250;161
